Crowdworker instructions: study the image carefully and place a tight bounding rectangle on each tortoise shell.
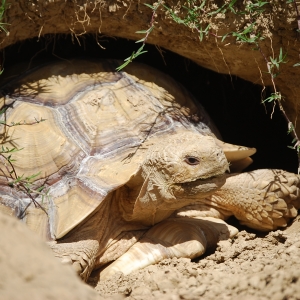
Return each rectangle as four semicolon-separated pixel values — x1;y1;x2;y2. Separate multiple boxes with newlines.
0;60;253;240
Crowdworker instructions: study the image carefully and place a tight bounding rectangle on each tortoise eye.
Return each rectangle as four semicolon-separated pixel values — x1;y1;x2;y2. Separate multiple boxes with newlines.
184;156;200;165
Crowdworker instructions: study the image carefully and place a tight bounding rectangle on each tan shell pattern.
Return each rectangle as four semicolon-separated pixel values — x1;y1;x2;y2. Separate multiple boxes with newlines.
0;59;216;240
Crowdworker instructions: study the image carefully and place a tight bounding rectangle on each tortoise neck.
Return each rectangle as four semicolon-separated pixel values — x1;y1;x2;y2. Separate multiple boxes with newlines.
117;183;177;226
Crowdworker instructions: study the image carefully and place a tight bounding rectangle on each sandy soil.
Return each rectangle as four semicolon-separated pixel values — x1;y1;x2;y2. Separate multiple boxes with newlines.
2;209;300;300
0;211;101;300
91;217;300;300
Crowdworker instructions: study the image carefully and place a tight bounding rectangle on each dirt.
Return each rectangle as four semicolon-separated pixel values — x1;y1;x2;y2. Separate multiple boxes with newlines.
0;211;102;300
92;218;300;300
2;210;300;300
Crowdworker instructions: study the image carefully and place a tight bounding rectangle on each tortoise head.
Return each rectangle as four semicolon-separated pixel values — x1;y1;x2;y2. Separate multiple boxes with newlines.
119;130;229;225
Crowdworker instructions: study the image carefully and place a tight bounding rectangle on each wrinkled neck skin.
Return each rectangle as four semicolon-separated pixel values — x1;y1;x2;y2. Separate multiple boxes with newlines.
118;134;228;226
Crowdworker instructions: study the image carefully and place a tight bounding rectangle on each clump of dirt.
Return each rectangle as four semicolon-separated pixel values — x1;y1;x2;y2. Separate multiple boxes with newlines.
93;220;300;300
0;211;101;300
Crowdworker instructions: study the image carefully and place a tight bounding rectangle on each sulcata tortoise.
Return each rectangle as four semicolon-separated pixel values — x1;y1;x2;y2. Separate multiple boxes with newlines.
0;59;299;281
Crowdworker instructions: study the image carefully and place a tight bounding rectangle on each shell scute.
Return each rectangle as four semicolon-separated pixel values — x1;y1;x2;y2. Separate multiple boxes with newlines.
0;101;83;181
10;60;123;107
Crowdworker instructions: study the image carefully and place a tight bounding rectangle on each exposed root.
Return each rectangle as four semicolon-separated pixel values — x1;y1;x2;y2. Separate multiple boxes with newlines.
215;36;232;82
122;0;132;19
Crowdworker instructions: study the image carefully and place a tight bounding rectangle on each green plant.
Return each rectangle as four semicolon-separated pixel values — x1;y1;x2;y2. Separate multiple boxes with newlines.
0;0;9;75
118;0;271;69
0;0;9;34
0;107;50;217
116;0;163;71
163;1;210;42
225;22;262;43
207;0;238;15
221;0;269;43
262;92;282;103
243;0;269;16
267;48;288;78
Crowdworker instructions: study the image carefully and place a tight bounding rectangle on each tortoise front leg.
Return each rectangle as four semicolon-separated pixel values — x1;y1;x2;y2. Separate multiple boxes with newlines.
100;217;237;280
202;169;300;231
48;240;99;281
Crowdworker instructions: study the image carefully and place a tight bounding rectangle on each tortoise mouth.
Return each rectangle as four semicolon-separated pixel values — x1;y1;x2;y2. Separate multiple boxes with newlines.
181;173;225;185
179;171;226;184
176;173;226;198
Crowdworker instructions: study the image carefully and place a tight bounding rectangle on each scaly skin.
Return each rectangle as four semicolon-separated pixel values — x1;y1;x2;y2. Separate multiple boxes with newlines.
212;169;300;230
177;169;300;231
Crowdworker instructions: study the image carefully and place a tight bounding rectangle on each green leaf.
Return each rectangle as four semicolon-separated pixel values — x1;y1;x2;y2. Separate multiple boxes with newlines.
262;96;274;103
26;172;41;181
221;33;229;42
279;47;283;59
116;62;130;72
135;44;146;55
207;6;223;16
135;29;149;34
135;37;146;43
199;30;203;41
199;1;206;9
116;45;148;71
144;3;154;9
36;186;45;192
228;0;237;8
258;1;269;6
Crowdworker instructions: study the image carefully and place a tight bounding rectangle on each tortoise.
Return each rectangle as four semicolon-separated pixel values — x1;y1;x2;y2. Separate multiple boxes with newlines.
0;59;299;281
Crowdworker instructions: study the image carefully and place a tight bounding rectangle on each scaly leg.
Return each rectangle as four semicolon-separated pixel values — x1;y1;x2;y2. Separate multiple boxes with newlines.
48;239;99;281
100;217;237;280
190;169;300;231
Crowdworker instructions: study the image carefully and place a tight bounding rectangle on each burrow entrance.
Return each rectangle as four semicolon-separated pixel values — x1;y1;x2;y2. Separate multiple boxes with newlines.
1;35;297;173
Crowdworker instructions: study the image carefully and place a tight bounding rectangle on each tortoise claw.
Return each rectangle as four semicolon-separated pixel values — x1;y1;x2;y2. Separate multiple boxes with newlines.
48;240;99;281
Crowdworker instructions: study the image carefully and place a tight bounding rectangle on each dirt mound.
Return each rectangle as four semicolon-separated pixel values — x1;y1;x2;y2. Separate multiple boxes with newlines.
0;211;101;300
2;208;300;300
93;219;300;300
